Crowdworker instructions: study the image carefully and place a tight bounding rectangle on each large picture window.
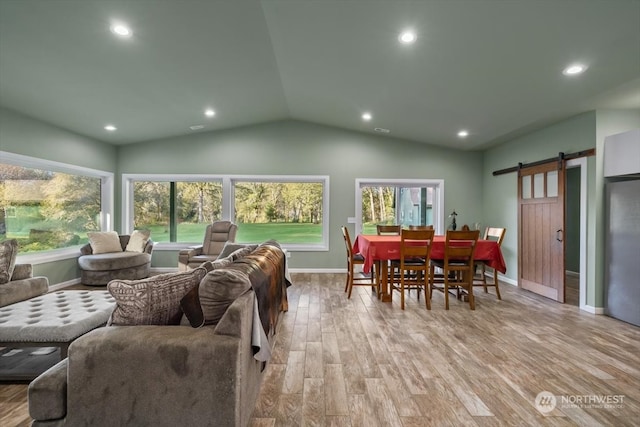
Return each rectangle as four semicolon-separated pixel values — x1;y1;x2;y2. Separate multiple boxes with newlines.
355;179;444;234
1;152;113;255
124;175;329;250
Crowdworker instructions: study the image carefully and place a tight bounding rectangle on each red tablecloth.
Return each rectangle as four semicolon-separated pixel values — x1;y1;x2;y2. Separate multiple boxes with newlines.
353;234;507;274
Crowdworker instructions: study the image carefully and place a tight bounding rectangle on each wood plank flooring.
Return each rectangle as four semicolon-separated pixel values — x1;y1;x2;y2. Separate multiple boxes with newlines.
2;272;639;426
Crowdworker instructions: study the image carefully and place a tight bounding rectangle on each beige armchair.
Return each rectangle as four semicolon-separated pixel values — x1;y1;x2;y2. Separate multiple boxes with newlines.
178;221;238;271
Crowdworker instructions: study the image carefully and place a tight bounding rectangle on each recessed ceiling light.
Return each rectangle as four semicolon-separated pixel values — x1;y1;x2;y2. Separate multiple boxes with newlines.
110;22;132;38
562;63;587;76
398;30;416;44
457;130;469;138
104;125;117;131
204;109;216;118
362;112;372;121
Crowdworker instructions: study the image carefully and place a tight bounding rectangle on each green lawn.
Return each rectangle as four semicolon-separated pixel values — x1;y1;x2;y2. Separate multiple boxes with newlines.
144;222;322;244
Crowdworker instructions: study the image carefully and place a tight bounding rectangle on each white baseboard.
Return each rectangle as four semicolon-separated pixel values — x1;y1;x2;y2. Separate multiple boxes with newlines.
49;278;81;291
581;305;605;314
150;267;179;274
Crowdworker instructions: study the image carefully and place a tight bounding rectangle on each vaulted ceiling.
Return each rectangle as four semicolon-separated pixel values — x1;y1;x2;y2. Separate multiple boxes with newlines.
1;0;639;150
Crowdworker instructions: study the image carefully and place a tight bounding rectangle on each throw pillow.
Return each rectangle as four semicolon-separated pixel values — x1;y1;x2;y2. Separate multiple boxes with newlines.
216;242;257;260
182;268;251;327
88;231;123;254
125;229;151;253
228;245;255;261
0;239;19;284
108;266;208;326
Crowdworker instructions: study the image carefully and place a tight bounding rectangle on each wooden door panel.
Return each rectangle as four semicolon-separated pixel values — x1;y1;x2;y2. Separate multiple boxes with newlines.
518;161;565;302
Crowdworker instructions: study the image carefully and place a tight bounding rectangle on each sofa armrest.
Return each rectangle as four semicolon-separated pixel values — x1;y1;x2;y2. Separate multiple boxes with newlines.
29;359;68;422
10;263;32;280
64;291;260;427
79;243;93;256
178;245;203;271
143;239;154;254
0;276;49;307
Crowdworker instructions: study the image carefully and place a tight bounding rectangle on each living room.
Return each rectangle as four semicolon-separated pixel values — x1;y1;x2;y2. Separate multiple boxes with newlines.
1;1;640;425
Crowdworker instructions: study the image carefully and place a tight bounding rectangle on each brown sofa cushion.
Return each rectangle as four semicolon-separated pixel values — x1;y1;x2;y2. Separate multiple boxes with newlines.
183;268;252;327
108;266;208;326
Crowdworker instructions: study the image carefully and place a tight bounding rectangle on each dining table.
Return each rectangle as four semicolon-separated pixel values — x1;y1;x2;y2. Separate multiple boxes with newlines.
353;234;507;302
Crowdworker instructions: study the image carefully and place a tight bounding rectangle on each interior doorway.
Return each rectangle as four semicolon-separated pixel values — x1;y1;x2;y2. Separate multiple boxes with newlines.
565;166;581;306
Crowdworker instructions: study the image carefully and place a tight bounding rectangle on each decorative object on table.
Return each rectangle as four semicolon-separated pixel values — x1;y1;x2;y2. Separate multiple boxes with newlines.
448;210;458;230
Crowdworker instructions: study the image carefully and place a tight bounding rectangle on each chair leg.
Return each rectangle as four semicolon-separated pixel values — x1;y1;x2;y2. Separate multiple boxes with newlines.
444;276;450;310
481;263;488;293
493;267;502;300
468;276;475;310
424;273;431;310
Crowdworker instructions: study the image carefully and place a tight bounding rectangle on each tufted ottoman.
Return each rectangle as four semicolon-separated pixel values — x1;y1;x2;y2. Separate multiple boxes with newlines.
0;290;115;378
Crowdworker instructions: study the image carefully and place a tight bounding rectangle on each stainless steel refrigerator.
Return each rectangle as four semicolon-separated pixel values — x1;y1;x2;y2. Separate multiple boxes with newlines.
605;179;640;326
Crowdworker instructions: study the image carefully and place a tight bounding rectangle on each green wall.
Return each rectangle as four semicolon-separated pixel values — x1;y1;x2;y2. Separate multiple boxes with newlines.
565;167;580;272
0;107;117;284
116;119;484;270
482;109;640;309
3;104;639;309
0;107;117;172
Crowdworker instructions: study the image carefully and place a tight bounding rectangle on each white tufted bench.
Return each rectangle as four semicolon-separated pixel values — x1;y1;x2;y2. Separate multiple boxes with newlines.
0;290;116;360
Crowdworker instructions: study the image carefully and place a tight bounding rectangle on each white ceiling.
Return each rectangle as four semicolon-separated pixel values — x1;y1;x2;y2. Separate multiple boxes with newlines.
1;0;639;151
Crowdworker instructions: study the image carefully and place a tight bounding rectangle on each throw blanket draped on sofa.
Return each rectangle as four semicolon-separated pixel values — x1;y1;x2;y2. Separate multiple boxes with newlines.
229;242;290;340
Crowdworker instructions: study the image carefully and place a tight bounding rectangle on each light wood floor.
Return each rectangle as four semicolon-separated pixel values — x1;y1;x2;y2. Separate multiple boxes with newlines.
2;273;640;426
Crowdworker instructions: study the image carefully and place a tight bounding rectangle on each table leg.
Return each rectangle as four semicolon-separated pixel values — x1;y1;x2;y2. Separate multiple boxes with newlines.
380;261;392;302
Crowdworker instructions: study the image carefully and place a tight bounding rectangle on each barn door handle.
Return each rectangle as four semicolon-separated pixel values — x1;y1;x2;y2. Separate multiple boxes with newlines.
556;229;563;242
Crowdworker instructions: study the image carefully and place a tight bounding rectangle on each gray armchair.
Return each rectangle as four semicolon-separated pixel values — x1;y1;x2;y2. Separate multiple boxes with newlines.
78;235;153;286
178;221;238;271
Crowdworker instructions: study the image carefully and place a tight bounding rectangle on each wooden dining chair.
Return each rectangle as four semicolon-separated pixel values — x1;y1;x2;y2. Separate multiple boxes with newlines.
376;224;401;235
341;226;375;298
389;228;435;310
474;227;506;299
430;229;480;310
375;224;401;293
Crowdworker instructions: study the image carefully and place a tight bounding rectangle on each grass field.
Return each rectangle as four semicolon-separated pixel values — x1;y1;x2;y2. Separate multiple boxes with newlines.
144;222;323;244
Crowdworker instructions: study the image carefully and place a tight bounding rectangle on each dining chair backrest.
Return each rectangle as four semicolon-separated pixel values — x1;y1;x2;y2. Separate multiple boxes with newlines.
400;228;435;263
376;224;401;235
341;226;355;259
444;229;480;267
407;225;434;230
483;227;506;246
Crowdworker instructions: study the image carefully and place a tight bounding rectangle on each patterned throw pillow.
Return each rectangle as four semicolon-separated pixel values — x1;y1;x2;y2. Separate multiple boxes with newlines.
0;239;19;284
108;266;208;326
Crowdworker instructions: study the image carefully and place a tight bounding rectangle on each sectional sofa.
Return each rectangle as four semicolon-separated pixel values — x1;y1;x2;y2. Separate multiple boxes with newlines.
28;241;290;427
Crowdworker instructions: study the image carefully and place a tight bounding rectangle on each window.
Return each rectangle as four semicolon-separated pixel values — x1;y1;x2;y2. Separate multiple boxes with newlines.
355;179;444;234
124;174;329;250
0;152;113;255
130;180;223;243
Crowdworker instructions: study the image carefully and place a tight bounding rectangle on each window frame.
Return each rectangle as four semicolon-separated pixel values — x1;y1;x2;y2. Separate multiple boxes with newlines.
355;178;445;234
1;151;114;263
123;174;330;251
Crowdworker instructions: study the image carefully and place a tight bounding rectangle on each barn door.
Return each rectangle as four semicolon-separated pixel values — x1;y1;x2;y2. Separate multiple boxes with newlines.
518;161;565;302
